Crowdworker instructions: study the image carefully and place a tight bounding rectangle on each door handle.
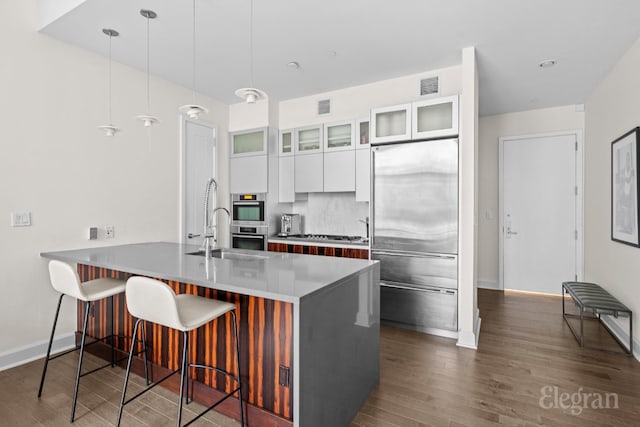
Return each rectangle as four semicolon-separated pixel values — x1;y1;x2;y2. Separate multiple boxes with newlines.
187;233;201;239
506;226;518;237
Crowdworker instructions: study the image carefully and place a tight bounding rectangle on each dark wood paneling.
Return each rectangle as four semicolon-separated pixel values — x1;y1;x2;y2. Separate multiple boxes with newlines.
268;242;369;259
77;265;293;421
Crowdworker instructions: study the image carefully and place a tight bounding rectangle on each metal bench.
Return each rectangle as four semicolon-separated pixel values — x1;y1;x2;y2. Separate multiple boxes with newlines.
562;281;633;355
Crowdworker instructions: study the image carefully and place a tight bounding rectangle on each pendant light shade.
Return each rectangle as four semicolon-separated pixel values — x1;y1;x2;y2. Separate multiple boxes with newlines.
179;0;208;119
235;0;267;103
98;28;120;136
136;9;160;127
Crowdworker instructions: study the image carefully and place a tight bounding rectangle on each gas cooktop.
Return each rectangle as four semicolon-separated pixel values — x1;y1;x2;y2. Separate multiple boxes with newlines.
276;233;365;243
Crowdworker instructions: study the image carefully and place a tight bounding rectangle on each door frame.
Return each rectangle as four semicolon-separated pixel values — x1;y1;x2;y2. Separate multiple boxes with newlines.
498;129;584;291
179;116;217;245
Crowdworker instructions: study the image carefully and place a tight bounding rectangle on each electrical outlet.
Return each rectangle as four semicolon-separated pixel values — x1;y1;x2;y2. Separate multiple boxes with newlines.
89;227;98;240
105;226;115;239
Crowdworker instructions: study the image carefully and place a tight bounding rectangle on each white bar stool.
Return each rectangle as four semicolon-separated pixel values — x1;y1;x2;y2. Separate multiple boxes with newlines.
38;260;148;423
117;276;245;427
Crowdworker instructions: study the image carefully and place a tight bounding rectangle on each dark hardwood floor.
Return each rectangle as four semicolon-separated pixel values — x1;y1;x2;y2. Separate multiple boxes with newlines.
1;289;638;426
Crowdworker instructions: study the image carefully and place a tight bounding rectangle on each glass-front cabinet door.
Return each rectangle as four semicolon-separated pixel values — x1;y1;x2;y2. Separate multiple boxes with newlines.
356;118;370;149
324;120;355;152
279;129;294;157
294;125;323;154
370;104;411;144
412;95;459;139
230;127;268;157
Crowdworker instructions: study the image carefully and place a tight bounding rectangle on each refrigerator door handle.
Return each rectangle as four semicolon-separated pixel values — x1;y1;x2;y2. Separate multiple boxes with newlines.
372;250;456;260
370;148;376;247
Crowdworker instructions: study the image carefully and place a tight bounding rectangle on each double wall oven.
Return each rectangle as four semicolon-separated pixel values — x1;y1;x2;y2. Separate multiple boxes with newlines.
231;193;268;250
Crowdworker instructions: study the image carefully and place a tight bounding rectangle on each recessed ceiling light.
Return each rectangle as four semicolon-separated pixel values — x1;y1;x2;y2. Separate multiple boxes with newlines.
328;50;337;57
287;61;300;69
539;59;557;68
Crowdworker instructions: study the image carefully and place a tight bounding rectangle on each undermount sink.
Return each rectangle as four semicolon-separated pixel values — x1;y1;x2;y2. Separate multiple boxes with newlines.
186;248;269;261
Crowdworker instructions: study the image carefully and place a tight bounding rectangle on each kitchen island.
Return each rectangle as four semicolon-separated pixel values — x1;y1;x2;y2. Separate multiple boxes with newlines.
40;242;379;427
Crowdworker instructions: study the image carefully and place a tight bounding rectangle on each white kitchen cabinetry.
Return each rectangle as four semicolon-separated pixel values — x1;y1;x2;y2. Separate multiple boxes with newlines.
370;104;411;144
279;129;294;157
324;151;355;192
230;156;268;193
278;156;295;202
356;118;370;149
355;149;370;202
295;125;323;154
295;153;323;193
324;121;355;152
230;128;268;157
412;95;459;139
229;127;270;194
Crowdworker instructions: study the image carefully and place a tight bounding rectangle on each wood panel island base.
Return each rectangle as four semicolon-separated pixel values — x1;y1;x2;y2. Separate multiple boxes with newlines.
41;242;380;427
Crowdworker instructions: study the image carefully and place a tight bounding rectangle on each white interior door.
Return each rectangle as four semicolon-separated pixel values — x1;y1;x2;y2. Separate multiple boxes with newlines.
182;119;215;246
500;133;579;294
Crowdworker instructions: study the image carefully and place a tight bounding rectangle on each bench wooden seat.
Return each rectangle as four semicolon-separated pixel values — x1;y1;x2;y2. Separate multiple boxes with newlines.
562;281;633;355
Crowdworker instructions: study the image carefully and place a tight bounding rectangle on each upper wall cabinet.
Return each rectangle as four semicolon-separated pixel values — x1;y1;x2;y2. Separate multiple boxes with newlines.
230;127;268;157
356;118;370;149
324;120;355;152
412;95;459;140
279;129;294;157
370;103;412;144
295;125;324;155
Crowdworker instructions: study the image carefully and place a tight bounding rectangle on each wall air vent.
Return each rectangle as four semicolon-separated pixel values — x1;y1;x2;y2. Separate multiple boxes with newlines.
318;99;331;115
420;76;439;96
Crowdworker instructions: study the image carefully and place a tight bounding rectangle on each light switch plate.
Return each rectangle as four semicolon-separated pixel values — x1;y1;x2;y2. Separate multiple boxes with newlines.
11;212;31;227
89;227;98;240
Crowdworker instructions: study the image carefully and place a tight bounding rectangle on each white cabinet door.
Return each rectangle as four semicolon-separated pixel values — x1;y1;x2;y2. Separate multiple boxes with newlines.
355;149;370;202
278;156;295;203
412;95;459;139
295;125;324;154
230;156;268;194
356;118;370;149
324;150;355;192
295;153;323;193
279;129;294;157
230;128;268;157
324;120;355;152
370;103;411;144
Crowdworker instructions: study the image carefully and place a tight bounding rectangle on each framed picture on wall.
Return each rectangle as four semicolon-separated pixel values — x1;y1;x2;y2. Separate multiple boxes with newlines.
612;127;640;247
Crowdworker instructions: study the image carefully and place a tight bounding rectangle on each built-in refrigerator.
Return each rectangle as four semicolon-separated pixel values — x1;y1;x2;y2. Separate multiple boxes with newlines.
371;138;458;335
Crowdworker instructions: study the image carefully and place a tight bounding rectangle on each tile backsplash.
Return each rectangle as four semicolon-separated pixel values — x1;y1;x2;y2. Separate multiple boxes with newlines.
290;193;369;237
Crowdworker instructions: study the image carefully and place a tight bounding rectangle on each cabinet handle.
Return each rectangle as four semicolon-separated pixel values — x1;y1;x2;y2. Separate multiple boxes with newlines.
187;233;201;239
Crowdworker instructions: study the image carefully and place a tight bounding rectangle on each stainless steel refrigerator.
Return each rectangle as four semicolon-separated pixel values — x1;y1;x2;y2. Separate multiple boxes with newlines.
371;138;458;334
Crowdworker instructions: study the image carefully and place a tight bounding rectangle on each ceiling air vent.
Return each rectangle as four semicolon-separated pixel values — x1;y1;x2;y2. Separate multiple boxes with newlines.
420;76;439;96
318;99;331;115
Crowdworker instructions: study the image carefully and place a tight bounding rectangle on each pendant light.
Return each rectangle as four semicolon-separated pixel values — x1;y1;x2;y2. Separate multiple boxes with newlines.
136;9;160;127
235;0;267;103
179;0;208;119
97;28;120;137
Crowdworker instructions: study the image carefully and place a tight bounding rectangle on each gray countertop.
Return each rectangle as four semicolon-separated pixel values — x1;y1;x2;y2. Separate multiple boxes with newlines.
268;236;369;249
40;242;377;303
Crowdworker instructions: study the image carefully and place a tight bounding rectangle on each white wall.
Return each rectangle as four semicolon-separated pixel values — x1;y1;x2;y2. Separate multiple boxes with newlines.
584;37;640;353
0;1;228;365
477;106;585;287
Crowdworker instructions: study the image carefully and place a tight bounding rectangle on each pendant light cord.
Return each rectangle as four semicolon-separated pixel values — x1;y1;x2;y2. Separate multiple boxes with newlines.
249;0;254;88
192;0;197;103
146;14;151;112
108;33;113;124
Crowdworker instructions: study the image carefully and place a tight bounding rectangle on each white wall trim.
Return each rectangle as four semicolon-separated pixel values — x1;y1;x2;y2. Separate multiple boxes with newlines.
498;129;584;290
600;315;639;363
457;308;481;349
477;279;500;290
0;333;76;372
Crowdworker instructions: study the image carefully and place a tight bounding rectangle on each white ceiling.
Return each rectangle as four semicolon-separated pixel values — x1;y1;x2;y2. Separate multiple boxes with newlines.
39;0;640;116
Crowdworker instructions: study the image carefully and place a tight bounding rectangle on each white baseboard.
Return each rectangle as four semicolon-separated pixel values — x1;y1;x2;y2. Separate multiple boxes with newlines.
477;280;500;290
600;315;639;363
0;333;76;372
457;308;481;349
